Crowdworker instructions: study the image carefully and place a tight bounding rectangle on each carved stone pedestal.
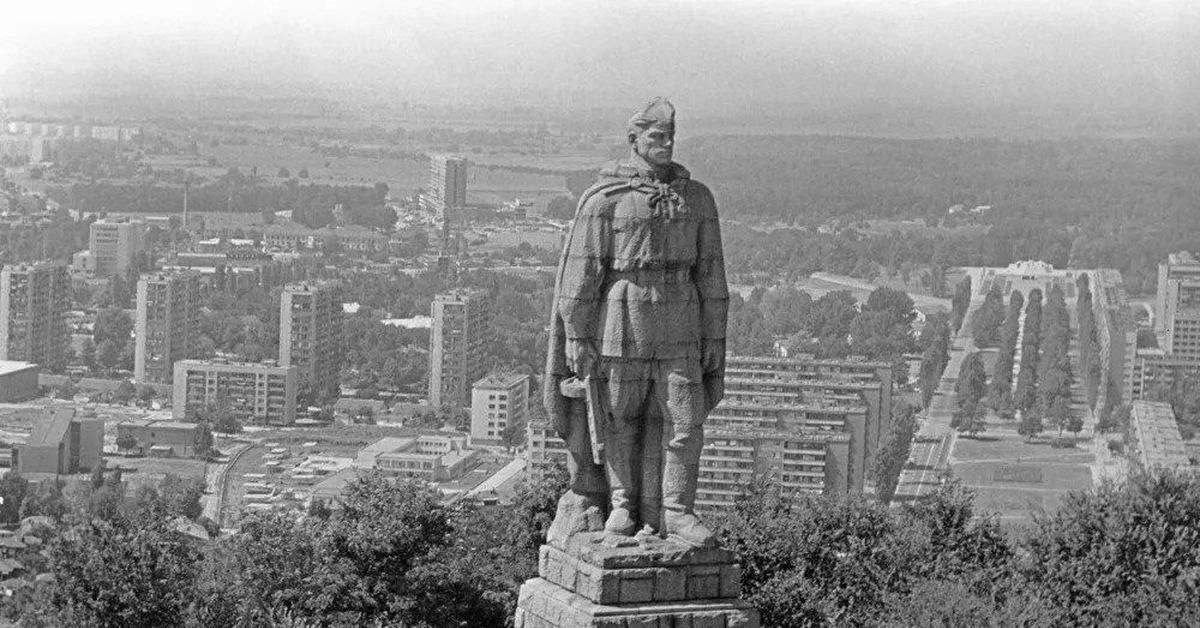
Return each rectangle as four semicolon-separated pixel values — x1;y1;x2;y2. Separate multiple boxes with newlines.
514;533;759;628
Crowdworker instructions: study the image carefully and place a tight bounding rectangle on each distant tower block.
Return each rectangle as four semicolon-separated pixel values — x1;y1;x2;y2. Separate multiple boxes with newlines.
0;261;70;372
279;281;345;401
425;155;468;246
429;289;492;408
135;270;201;384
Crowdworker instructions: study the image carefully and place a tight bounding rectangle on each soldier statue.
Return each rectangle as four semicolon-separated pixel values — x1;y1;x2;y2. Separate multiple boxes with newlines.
543;97;728;548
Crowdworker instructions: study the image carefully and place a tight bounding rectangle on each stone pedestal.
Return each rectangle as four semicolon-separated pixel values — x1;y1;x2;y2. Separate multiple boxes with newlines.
515;533;759;628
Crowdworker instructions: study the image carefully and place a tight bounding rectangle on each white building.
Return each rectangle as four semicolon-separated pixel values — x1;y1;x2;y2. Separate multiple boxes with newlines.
470;373;530;442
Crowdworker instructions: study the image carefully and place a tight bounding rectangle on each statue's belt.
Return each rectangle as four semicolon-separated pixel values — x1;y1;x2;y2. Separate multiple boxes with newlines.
608;269;691;284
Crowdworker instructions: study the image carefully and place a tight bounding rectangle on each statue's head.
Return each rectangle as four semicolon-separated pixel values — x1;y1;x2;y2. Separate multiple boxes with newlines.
627;97;675;168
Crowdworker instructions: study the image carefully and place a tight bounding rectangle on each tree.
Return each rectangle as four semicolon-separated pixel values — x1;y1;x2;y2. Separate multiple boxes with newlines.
954;401;987;438
1018;404;1045;442
43;516;201;627
0;472;29;524
955;352;988;410
1022;470;1200;626
870;400;919;504
81;339;97;370
115;433;137;452
111;380;136;404
277;167;290;178
950;276;972;334
970;285;1005;348
55;381;79;400
21;480;67;520
298;167;309;179
501;417;527;451
1098;403;1131;434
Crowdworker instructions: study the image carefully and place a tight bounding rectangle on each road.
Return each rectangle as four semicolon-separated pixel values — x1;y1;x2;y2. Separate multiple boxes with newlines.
464;454;526;498
894;267;987;500
201;442;252;526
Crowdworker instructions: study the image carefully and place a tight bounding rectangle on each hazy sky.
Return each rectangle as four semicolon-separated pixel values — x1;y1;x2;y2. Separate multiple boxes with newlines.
1;0;1197;118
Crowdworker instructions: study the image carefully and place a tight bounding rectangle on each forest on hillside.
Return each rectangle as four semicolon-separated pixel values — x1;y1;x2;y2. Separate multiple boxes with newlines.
682;136;1200;293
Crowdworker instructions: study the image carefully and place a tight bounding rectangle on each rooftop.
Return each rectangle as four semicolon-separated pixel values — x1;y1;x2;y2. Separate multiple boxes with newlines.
0;361;36;376
473;372;530;390
27;408;75;447
1131;400;1190;471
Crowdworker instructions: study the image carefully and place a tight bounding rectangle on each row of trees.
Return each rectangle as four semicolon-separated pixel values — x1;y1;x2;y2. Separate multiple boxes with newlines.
950;276;972;335
987;289;1025;419
1013;289;1044;415
1076;274;1105;410
868;400;919;505
917;313;951;408
1017;286;1084;441
46;178;390;227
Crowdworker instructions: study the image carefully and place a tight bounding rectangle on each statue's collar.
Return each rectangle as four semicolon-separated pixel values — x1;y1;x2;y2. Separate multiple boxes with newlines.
600;158;690;184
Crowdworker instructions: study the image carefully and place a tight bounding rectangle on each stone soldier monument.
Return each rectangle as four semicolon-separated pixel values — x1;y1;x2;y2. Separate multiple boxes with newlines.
515;99;758;628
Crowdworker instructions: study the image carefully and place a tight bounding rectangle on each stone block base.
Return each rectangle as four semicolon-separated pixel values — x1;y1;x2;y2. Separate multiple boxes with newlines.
515;578;759;628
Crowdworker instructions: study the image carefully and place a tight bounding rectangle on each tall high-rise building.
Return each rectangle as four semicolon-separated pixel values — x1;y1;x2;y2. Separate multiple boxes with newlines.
1155;252;1200;359
89;219;146;278
135;270;201;384
425;155;468;244
0;262;70;371
429;289;491;408
279;281;344;400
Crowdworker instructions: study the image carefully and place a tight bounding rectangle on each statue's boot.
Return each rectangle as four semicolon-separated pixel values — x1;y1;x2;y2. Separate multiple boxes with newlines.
604;431;638;536
662;451;717;548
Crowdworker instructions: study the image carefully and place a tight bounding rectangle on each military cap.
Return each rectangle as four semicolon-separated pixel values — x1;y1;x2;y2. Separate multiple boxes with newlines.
627;97;675;135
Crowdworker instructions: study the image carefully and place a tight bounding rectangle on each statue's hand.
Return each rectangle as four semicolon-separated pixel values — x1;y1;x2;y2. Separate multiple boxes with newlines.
701;338;726;374
566;338;599;377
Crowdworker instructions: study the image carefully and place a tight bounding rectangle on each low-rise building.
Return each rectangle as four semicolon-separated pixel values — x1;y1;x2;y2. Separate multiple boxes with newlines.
172;359;298;425
526;416;569;483
14;407;102;474
1129;400;1190;471
356;433;481;482
697;428;852;510
117;420;204;458
470;373;530;442
0;361;38;402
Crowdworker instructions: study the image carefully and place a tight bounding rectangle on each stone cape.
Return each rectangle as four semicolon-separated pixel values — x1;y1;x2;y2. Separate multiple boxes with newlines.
515;532;759;628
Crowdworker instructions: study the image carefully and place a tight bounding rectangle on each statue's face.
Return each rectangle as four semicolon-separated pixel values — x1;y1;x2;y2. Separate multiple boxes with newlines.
632;125;674;168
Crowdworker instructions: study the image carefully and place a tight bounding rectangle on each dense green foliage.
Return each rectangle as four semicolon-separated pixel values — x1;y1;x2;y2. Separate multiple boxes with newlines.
1076;274;1103;410
950;276;971;334
970;285;1005;348
917;313;950;409
869;400;919;505
695;136;1200;294
1014;289;1044;412
1038;285;1079;437
988;290;1024;411
953;352;988;437
10;461;1200;627
719;468;1200;627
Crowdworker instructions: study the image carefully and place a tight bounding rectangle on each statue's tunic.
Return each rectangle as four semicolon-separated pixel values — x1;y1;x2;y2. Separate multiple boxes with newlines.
556;161;728;363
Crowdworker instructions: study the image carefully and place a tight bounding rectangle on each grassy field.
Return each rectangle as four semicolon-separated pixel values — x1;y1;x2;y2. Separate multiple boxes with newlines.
949;420;1095;530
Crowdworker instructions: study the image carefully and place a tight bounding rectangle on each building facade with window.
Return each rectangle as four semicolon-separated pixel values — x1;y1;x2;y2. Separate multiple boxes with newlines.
470;373;530;442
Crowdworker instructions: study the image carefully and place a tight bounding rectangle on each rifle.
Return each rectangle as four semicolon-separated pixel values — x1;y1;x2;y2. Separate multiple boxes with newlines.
559;376;606;465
